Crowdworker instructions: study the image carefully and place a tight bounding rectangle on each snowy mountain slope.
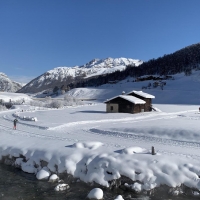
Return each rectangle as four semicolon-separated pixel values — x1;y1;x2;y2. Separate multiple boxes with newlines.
64;70;200;105
17;57;142;93
0;73;22;92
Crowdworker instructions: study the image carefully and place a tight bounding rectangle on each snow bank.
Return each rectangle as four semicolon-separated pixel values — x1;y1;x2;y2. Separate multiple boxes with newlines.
1;144;200;192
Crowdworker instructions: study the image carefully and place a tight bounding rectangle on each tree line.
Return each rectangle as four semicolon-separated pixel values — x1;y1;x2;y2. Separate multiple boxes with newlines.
66;43;200;88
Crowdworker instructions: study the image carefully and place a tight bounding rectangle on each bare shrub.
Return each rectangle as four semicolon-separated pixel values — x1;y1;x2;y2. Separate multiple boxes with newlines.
50;100;63;108
63;95;83;106
30;100;45;107
0;105;7;111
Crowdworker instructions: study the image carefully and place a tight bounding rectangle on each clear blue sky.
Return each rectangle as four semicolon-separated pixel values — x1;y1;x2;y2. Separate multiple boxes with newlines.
0;0;200;83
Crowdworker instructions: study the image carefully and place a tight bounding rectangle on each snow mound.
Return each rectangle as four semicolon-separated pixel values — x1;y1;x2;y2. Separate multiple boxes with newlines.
131;182;142;192
87;188;103;199
73;141;104;150
49;174;59;182
114;195;124;200
13;112;37;121
121;147;149;155
19;159;37;174
54;183;70;191
152;106;162;112
36;167;50;180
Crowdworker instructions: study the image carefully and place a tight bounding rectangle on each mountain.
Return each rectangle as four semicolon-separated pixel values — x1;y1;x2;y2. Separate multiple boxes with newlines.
55;43;200;90
0;73;23;92
17;57;142;93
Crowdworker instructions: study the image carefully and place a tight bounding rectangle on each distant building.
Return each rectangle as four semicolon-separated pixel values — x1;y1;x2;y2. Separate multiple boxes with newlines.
104;90;155;114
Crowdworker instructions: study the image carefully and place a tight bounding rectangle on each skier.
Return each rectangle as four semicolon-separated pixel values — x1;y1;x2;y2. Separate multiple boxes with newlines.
13;118;18;130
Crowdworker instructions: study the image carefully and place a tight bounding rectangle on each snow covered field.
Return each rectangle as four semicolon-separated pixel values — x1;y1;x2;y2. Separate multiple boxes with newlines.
1;72;200;198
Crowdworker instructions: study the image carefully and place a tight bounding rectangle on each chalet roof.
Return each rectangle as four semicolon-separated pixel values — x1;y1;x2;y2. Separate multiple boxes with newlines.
126;90;155;99
104;95;146;104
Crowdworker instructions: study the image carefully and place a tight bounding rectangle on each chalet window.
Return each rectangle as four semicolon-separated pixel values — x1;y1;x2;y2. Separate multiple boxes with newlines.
127;105;130;109
111;106;113;111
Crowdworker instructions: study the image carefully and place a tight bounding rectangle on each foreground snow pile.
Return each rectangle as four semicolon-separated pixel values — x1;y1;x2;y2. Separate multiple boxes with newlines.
1;142;200;192
87;188;103;199
1;100;200;195
114;195;124;200
49;174;59;182
36;167;51;180
54;183;70;191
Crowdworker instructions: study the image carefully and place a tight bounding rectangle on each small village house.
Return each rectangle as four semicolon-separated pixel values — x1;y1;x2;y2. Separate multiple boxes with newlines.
104;95;146;114
126;90;155;112
104;90;155;114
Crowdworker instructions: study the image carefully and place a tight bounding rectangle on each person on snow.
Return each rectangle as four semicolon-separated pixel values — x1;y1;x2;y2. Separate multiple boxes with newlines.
13;118;18;130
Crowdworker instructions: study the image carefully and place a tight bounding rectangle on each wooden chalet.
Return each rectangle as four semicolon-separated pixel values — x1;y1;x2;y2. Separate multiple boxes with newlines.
104;95;146;114
126;90;155;112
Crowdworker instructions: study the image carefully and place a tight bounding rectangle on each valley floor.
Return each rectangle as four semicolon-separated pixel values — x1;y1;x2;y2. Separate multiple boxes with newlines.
1;102;200;195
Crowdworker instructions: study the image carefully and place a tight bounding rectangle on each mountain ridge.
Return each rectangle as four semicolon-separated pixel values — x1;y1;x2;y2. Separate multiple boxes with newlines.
0;73;23;92
17;57;142;93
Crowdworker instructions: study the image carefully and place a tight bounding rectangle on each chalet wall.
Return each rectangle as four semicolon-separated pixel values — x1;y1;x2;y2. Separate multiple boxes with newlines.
133;104;145;113
144;98;152;111
118;103;134;114
105;97;146;114
106;97;133;113
106;103;118;113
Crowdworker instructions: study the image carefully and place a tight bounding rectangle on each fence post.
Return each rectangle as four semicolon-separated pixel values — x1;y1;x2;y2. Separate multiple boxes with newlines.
152;146;156;155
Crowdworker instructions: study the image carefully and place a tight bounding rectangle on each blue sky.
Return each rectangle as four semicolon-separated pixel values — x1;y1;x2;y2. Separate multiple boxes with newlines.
0;0;200;83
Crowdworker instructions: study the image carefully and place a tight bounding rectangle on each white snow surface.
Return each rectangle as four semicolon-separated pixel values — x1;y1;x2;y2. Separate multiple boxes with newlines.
0;92;31;103
1;72;200;191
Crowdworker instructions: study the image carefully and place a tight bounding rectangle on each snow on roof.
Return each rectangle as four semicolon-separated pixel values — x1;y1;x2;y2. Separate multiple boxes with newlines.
127;90;155;98
104;95;146;104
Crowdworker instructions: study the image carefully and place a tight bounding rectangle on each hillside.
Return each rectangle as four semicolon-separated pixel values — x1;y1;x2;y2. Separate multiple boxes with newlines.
70;43;200;88
0;73;22;92
128;42;200;76
63;71;200;105
17;57;142;93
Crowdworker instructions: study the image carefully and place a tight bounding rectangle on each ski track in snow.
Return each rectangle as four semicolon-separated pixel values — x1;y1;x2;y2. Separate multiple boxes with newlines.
48;110;196;130
86;128;200;150
1;109;200;160
0;123;76;142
